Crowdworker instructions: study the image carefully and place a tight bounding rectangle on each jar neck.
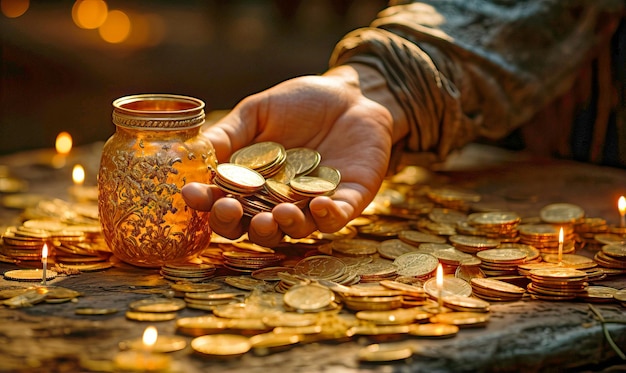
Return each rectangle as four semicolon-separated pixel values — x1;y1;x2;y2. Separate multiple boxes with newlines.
112;94;205;130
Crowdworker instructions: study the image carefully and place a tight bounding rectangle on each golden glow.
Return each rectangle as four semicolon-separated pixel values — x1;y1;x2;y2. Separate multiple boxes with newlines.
143;326;158;348
72;164;85;186
72;0;108;30
1;0;29;18
558;227;563;244
42;243;48;260
619;196;626;215
436;263;443;288
55;132;73;155
99;9;130;44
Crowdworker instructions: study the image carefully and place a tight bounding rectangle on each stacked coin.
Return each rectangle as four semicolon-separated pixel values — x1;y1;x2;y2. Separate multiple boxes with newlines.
594;243;626;269
574;217;608;244
518;224;576;254
465;212;521;241
160;263;216;282
470;277;526;302
353;258;398;283
476;247;529;276
283;283;337;312
449;235;500;254
423;276;473;300
330;238;380;257
185;291;244;311
377;239;421;260
379;280;429;306
526;267;589;301
215;142;339;217
222;251;286;273
126;297;186;322
541;253;597;270
426;187;481;211
293;255;348;282
441;294;491;313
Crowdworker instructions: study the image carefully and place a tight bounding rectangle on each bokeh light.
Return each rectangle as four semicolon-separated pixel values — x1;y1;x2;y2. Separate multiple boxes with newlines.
72;0;108;29
98;9;131;44
1;0;29;18
55;132;73;155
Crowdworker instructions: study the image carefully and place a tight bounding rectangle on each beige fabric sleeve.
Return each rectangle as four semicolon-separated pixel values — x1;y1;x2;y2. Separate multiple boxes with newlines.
329;0;624;164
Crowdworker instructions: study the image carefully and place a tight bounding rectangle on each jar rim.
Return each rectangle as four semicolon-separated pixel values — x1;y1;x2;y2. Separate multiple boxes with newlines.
112;94;205;129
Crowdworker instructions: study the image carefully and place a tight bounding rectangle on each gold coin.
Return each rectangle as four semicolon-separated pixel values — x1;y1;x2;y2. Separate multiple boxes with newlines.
176;316;229;336
578;286;618;302
423;276;472;299
614;289;626;302
602;243;626;258
393;252;438;277
75;307;119;315
249;332;301;350
357;343;413;362
476;248;527;263
283;284;335;311
442;294;490;312
215;163;265;191
191;334;251;358
529;267;588;280
539;203;585;224
408;322;459;338
170;282;221;293
3;269;57;281
378;239;420;260
429;311;490;327
542;254;597;269
285;147;321;176
294;255;347;281
125;310;177;322
398;230;447;245
307;165;341;186
471;278;526;295
3;288;48;308
355;308;424;325
230;141;285;171
331;238;380;256
261;312;318;328
129;298;186;313
290;176;336;196
467;211;521;226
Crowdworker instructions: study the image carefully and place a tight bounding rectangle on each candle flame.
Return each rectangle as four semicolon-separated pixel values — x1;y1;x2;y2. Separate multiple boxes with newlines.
558;227;563;244
55;132;73;155
619;196;626;215
72;164;85;185
42;243;48;260
143;326;158;348
436;263;443;288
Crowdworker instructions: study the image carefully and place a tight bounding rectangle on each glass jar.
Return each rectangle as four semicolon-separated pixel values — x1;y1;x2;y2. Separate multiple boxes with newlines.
98;94;216;267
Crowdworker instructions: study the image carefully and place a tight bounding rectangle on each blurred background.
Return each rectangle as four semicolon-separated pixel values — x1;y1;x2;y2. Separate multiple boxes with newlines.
0;0;387;155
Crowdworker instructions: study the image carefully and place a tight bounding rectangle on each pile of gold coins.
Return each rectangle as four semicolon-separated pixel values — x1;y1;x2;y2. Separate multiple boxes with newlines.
0;198;111;271
212;142;340;217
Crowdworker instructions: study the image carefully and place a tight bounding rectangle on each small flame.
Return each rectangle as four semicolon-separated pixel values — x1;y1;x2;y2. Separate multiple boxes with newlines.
55;132;73;155
143;326;158;348
72;164;85;186
42;243;48;260
558;227;564;244
619;196;626;215
436;263;443;288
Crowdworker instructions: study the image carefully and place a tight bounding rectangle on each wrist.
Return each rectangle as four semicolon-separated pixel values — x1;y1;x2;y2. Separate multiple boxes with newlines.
323;64;409;145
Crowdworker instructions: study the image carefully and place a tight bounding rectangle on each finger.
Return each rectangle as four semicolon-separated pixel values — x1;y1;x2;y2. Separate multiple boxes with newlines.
181;182;224;211
308;196;354;233
209;197;246;240
272;203;317;239
248;212;284;248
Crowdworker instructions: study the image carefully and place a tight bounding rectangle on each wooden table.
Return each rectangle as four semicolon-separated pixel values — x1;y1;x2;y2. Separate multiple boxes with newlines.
0;143;625;372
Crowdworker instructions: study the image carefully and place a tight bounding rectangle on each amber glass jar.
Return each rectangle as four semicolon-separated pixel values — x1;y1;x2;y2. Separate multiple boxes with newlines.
98;94;216;267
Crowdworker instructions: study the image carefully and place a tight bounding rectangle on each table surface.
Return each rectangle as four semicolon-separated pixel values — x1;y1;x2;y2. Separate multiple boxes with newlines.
0;143;625;373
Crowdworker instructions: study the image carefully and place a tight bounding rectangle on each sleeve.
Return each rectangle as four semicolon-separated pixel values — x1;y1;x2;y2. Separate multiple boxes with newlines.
329;0;624;163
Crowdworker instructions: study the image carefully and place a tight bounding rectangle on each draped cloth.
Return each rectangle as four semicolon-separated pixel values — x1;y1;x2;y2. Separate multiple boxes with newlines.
329;0;625;170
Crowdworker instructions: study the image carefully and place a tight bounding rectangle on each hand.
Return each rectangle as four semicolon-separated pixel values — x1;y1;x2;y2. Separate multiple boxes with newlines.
182;64;406;247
